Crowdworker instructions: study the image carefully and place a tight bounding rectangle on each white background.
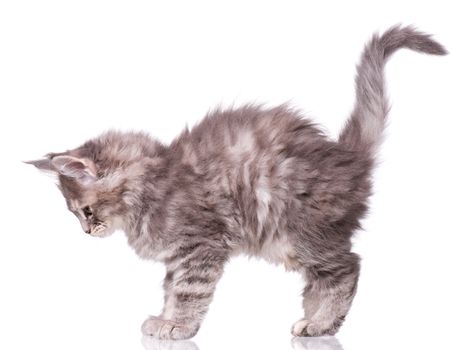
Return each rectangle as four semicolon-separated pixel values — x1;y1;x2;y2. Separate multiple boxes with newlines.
1;1;471;350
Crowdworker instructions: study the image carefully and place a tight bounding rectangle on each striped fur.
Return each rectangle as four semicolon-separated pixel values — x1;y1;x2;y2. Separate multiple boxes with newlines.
27;26;445;339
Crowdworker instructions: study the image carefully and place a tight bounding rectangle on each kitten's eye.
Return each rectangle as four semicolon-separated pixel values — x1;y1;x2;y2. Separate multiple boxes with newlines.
82;206;93;218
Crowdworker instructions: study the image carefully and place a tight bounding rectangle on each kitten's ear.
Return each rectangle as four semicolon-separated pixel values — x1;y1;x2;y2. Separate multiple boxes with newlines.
24;158;55;172
51;155;97;185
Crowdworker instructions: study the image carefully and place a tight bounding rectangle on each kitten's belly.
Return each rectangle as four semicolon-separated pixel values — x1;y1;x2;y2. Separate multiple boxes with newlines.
242;233;300;271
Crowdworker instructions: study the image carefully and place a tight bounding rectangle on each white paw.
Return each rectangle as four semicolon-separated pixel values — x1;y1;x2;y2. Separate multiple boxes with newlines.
141;316;198;340
291;319;311;336
291;318;337;337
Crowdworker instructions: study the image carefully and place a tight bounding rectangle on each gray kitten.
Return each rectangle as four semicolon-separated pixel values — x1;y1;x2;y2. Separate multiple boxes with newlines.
27;25;446;339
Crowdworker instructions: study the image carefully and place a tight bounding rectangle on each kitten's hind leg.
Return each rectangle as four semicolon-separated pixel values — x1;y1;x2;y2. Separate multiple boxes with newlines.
292;252;360;337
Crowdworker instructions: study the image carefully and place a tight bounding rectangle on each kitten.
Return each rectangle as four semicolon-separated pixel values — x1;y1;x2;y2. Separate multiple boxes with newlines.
27;25;446;339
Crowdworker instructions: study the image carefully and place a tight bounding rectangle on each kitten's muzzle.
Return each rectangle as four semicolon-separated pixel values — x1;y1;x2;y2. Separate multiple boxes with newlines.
79;220;91;234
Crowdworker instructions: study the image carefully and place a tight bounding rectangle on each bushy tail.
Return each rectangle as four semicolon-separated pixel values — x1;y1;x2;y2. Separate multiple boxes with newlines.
338;25;447;155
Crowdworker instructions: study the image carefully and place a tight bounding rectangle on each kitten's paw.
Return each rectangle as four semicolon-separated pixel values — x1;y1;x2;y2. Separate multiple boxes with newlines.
291;318;337;337
141;316;198;340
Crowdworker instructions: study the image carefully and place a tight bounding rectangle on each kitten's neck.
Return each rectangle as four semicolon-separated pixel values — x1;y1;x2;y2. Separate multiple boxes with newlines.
119;155;171;240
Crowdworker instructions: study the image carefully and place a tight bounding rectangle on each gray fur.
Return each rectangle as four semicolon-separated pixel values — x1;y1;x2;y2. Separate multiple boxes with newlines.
339;25;447;155
27;26;445;339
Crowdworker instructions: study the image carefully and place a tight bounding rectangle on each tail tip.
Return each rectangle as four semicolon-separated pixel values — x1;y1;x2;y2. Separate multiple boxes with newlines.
382;24;448;57
421;34;448;56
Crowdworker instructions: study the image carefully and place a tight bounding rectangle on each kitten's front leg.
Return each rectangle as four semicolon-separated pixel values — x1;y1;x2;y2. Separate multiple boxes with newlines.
142;248;227;340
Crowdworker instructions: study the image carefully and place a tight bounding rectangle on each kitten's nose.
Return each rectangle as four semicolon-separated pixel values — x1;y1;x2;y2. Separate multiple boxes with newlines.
80;220;91;234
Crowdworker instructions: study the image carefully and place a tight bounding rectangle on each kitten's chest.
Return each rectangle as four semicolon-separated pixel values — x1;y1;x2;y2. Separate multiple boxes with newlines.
126;216;169;261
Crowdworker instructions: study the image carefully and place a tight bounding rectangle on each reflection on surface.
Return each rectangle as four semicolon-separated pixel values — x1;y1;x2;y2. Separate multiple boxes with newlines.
141;335;343;350
292;336;344;350
142;336;199;350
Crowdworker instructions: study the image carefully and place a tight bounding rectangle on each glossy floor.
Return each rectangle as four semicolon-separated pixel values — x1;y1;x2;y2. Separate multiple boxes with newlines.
142;336;344;350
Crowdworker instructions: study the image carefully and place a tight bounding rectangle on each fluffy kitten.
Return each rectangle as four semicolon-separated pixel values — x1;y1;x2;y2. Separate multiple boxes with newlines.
27;26;446;339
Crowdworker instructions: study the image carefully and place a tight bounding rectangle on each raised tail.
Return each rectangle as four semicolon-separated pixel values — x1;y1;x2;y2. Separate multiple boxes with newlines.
338;25;447;155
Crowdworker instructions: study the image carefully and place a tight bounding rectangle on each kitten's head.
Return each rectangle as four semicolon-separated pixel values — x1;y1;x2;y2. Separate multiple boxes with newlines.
26;131;163;237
